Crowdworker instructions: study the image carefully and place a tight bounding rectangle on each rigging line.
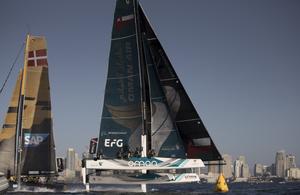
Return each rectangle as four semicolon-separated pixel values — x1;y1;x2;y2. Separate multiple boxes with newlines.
0;42;25;96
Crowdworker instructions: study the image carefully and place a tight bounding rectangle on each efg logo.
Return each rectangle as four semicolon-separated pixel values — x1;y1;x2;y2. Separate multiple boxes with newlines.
24;133;48;147
104;139;123;147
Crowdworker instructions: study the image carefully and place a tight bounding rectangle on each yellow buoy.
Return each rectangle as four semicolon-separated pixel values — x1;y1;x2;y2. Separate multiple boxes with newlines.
215;173;229;192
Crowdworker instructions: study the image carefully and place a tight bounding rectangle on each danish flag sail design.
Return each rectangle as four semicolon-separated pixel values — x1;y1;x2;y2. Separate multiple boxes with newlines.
27;49;48;67
0;35;57;176
97;0;222;162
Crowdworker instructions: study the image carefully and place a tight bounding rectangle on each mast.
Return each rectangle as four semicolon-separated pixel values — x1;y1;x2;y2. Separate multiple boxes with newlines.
13;70;23;178
16;34;30;188
134;0;151;157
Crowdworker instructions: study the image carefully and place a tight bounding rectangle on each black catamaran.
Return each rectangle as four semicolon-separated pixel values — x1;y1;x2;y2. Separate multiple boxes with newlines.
0;35;57;187
82;0;223;191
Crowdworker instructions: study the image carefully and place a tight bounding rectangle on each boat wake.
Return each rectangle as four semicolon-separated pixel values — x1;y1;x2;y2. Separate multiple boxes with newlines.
12;186;56;193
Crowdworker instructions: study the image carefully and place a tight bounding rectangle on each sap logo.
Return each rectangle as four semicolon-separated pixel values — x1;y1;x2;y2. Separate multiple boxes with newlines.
104;139;123;147
24;133;48;147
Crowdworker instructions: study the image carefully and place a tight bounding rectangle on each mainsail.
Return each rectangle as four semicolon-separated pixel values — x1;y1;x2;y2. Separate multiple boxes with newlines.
97;0;143;158
0;35;57;177
97;0;222;162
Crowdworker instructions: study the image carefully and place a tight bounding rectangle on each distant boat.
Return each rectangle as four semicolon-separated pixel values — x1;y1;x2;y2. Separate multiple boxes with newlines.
0;35;57;189
82;0;223;192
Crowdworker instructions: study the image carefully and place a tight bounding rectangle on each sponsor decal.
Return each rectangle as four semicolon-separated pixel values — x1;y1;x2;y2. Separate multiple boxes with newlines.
24;133;48;147
128;160;158;167
116;14;134;30
104;139;123;147
185;175;198;179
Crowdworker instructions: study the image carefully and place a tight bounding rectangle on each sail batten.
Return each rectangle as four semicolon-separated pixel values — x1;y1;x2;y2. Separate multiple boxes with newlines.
111;33;136;41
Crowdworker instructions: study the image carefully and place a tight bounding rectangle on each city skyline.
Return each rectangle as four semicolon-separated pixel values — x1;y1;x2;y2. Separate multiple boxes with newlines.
0;0;300;168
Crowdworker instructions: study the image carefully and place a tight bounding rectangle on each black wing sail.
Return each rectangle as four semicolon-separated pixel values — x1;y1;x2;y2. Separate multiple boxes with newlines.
97;0;143;158
138;5;222;161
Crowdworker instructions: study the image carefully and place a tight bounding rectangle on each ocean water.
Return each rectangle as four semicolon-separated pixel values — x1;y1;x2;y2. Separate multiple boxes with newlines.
5;182;300;194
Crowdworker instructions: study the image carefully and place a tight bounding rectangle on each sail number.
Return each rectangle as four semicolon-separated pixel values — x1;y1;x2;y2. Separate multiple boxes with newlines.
128;160;158;167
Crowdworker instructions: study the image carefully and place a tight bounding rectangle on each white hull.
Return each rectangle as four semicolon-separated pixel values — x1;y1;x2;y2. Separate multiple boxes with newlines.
88;173;200;184
82;157;204;192
84;157;204;171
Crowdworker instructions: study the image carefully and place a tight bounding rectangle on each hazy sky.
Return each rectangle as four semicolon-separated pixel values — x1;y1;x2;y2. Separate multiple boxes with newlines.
0;0;299;169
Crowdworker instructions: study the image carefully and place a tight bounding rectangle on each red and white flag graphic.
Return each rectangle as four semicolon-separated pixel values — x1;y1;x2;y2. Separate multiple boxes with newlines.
116;14;134;30
27;49;48;67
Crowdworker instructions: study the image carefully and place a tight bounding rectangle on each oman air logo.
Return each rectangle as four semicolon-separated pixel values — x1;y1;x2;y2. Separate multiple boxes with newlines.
24;133;48;147
104;139;123;147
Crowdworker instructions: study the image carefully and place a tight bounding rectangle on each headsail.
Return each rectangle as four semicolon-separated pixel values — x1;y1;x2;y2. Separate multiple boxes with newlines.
138;5;222;161
0;72;22;176
142;35;185;158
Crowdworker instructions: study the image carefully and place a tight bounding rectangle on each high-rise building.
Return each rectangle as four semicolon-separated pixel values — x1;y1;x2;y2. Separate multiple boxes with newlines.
275;150;286;178
222;154;233;178
287;168;300;179
241;163;250;178
254;163;264;177
66;148;76;178
238;156;246;165
66;148;75;170
234;160;242;178
234;155;250;178
286;154;296;170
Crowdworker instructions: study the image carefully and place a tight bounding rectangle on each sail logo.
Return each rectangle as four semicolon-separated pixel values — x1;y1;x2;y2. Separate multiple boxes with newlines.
104;139;123;147
24;133;48;147
116;14;134;30
128;160;158;167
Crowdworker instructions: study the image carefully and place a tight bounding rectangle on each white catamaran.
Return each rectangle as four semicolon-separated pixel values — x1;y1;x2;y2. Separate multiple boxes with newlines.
82;0;223;192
